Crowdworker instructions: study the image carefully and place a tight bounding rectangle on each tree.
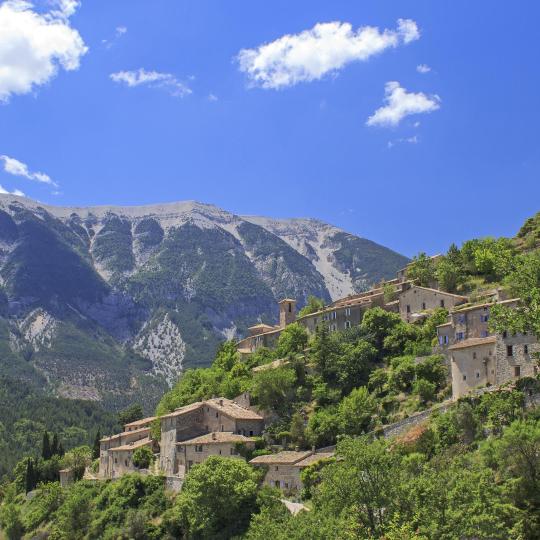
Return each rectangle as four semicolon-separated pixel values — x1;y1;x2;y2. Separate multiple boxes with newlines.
92;430;101;460
0;503;24;540
213;340;240;372
51;432;60;457
338;387;376;436
132;445;154;469
42;431;52;460
251;367;296;413
25;458;36;493
406;253;437;287
306;407;340;448
289;412;307;448
118;404;144;426
383;282;398;303
360;307;402;356
275;323;308;358
298;296;325;318
435;244;465;293
337;340;377;395
413;379;436;404
61;445;92;481
172;456;259;539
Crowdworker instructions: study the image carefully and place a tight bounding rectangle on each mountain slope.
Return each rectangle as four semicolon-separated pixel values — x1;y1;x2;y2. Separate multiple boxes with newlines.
0;195;408;410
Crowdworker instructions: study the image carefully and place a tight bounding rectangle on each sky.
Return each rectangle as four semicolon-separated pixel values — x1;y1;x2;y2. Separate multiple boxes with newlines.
0;0;539;258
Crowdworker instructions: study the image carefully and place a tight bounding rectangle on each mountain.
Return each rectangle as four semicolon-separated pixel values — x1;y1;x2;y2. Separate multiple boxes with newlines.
0;195;408;411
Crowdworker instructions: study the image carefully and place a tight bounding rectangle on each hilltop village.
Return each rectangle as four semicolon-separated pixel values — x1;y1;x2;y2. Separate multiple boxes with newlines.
93;256;538;491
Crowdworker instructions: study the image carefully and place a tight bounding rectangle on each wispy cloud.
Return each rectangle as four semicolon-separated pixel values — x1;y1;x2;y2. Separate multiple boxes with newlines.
102;25;127;49
110;69;192;97
237;19;420;89
0;0;87;102
367;82;440;127
0;184;25;196
388;135;419;148
416;64;431;74
0;155;58;187
208;93;218;102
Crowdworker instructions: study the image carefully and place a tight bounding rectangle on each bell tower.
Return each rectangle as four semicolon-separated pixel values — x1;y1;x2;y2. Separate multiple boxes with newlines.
279;299;297;328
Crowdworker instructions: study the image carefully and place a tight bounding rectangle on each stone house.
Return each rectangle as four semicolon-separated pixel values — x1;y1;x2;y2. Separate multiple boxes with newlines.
159;397;264;479
250;450;334;492
398;285;467;323
437;299;539;399
176;432;256;477
99;421;155;479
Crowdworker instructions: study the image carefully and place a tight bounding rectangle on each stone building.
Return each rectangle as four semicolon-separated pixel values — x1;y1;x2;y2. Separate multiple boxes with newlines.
99;417;156;479
176;432;256;477
437;299;539;399
398;285;467;322
250;450;334;492
159;397;264;479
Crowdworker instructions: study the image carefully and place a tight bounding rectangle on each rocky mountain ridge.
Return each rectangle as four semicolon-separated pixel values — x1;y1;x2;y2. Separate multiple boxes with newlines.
0;195;408;411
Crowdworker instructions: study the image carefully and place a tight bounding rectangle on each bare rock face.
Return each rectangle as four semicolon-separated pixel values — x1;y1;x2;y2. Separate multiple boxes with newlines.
0;195;408;411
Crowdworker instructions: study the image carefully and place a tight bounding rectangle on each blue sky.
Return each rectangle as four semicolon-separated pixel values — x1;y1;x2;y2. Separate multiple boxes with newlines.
0;0;538;257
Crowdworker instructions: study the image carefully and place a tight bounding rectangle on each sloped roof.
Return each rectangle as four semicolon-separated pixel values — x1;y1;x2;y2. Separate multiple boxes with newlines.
448;336;497;350
100;427;150;443
250;451;312;465
109;437;153;452
124;416;156;429
176;432;254;445
294;452;334;468
205;397;264;420
160;401;204;420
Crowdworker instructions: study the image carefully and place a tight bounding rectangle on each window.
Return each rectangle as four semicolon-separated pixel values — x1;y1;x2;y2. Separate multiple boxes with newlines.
345;321;351;329
230;448;236;455
331;311;337;320
285;482;289;489
440;299;445;308
514;366;521;377
215;412;218;418
507;345;514;357
476;371;480;379
188;460;193;469
444;335;449;344
406;305;411;313
345;308;351;316
463;374;467;381
458;315;466;324
422;302;426;310
249;430;253;436
473;352;477;359
219;450;222;455
481;315;489;323
275;466;279;471
288;303;292;313
481;330;489;338
274;480;280;488
439;336;444;345
195;445;203;453
456;332;464;341
524;345;529;354
502;331;507;338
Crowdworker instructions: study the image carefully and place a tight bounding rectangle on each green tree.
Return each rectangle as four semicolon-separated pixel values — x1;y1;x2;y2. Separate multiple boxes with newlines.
42;431;52;460
251;367;296;413
289;412;307;448
213;340;240;372
360;307;402;356
0;503;24;540
92;430;101;461
413;379;436;404
306;407;340;448
435;244;465;293
118;404;144;427
337;340;377;395
171;456;259;539
298;296;325;318
275;323;309;358
61;446;92;481
406;253;437;287
338;387;376;436
132;445;154;469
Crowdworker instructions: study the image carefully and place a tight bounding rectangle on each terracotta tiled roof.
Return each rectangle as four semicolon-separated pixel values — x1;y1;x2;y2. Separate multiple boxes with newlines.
124;416;156;429
249;451;312;465
205;397;264;421
100;427;150;443
448;336;497;350
160;401;204;420
109;437;153;452
294;452;334;468
407;285;468;300
451;298;519;314
176;432;254;445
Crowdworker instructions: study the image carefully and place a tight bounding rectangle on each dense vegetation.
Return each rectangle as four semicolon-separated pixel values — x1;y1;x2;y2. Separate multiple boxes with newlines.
0;376;118;479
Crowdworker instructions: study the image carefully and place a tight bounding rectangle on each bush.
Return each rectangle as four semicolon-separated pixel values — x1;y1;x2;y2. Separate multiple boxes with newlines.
132;446;154;469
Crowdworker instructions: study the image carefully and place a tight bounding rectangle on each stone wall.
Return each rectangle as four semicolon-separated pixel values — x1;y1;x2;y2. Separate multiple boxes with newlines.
495;335;539;385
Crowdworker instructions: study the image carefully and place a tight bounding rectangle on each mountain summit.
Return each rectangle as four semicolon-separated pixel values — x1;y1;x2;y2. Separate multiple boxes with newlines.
0;195;408;410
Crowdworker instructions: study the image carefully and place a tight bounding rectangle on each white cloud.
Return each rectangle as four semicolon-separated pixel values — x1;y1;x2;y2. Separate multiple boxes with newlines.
50;0;80;19
388;135;419;148
237;18;420;89
0;184;25;196
0;155;57;186
0;0;87;102
110;68;192;97
417;64;431;74
208;93;218;102
103;25;127;48
366;81;440;127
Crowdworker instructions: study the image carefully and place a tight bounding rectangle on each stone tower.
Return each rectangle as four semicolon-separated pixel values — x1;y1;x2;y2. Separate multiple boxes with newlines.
279;299;297;328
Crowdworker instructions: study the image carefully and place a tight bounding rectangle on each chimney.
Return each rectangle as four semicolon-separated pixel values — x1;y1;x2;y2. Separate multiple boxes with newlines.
278;299;297;328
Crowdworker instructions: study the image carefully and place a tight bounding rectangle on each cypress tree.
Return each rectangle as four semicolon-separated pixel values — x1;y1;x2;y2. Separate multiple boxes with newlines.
42;431;51;460
92;430;101;460
51;433;59;456
57;442;65;457
25;458;34;493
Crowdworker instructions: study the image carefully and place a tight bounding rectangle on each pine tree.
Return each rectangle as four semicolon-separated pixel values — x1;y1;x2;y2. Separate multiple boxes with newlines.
92;430;101;460
51;433;59;456
42;431;51;460
58;442;65;457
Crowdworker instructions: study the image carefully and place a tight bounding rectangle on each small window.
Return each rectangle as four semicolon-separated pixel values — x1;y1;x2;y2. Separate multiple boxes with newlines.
406;305;411;313
473;352;477;359
215;412;218;418
476;372;480;379
507;345;514;357
514;366;521;377
288;303;292;313
249;430;253;436
422;302;426;310
503;331;507;338
463;374;467;381
524;345;529;354
274;480;280;487
275;466;279;471
345;321;351;329
285;482;289;489
440;300;445;308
